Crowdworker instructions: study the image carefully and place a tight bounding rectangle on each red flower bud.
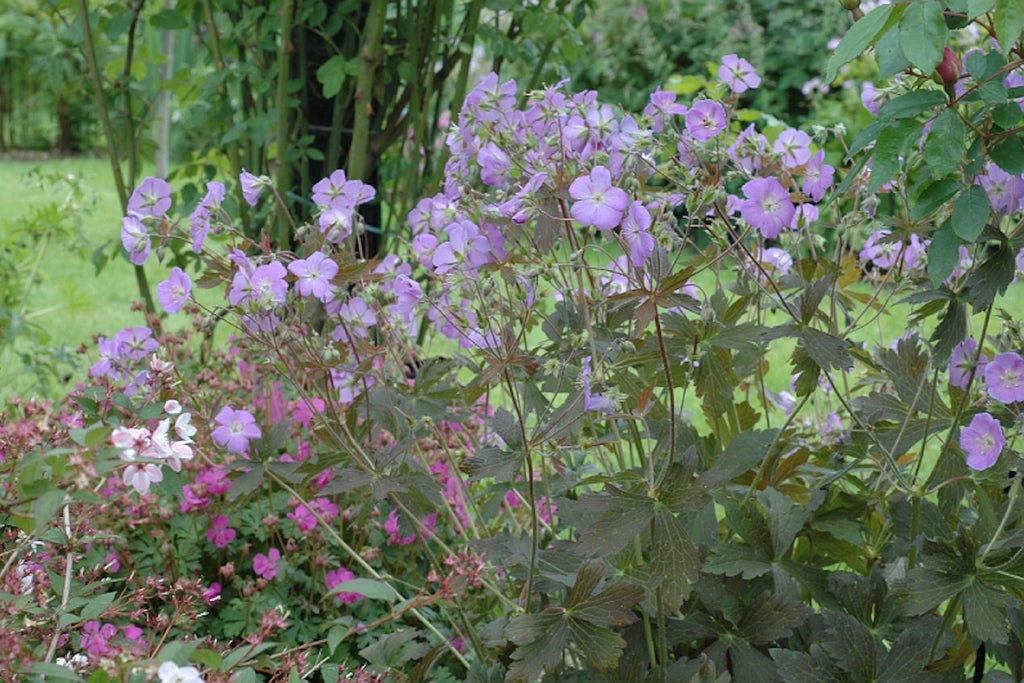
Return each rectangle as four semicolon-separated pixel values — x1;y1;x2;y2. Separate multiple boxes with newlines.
936;47;961;87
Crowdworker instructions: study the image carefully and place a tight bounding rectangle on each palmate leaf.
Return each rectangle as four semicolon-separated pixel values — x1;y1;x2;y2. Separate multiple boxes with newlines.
899;567;971;616
505;612;569;682
930;298;966;367
570;486;656;557
703;544;772;580
737;593;811;644
875;626;937;682
965;238;1016;312
816;612;877;682
505;560;643;681
963;579;1017;644
761;488;809;560
799;327;853;373
771;645;851;683
650;509;700;609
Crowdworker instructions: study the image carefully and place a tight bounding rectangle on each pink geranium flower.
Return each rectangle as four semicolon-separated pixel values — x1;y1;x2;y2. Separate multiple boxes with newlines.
326;566;364;605
253;548;281;580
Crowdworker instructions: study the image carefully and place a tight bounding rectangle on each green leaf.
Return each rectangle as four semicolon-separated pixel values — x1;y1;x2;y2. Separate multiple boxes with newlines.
461;445;523;482
189;649;223;669
818;613;877;681
316;55;349;99
991;134;1024;174
969;0;996;19
876;627;934;681
965;241;1016;311
900;567;970;615
650;510;699;608
360;629;430;671
569;562;643;627
826;3;906;83
876;25;912;79
924;109;966;177
30;663;86;681
32;487;65;534
909;177;961;219
226;464;264;501
966;50;1008;103
799;327;853;372
704;544;772;579
996;0;1024;49
150;8;189;30
699;429;779;489
771;646;848;683
761;488;809;559
898;0;947;75
868;119;921;192
877;90;947;121
328;578;398;602
739;593;810;644
930;299;967;366
506;614;569;682
571;486;655;556
928;220;959;287
951;184;991;241
963;579;1016;643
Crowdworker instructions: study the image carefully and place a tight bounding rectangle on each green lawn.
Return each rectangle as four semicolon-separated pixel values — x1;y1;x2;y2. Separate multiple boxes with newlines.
0;157;177;400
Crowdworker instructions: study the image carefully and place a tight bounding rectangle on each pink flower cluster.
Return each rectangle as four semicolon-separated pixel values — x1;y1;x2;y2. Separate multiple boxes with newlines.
110;400;196;495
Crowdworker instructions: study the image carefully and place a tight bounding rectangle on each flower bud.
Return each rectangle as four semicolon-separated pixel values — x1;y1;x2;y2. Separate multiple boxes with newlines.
935;47;961;87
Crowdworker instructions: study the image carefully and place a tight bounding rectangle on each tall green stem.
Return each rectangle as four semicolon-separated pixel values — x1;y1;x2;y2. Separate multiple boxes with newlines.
274;0;295;249
73;0;154;313
348;0;386;183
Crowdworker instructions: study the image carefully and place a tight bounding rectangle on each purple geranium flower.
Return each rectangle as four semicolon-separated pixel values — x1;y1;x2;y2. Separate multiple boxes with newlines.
288;251;338;302
568;166;629;231
960;412;1005;470
190;181;226;253
985;351;1024;403
239;169;267;206
740;177;795;238
949;338;986;390
127;176;172;218
121;214;151;265
157;267;192;314
803;150;835;202
685;99;727;142
719;54;761;94
312;169;376;210
211;406;261;455
621;200;655;266
774;128;812;168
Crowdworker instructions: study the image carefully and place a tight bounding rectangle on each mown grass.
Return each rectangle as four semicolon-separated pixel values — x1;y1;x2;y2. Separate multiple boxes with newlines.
1;157;174;400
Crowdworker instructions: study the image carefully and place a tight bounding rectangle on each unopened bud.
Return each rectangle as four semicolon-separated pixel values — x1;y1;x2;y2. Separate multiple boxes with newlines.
935;47;961;87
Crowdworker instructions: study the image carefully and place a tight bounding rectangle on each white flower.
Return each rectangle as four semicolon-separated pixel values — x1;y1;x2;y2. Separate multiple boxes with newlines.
157;662;204;683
